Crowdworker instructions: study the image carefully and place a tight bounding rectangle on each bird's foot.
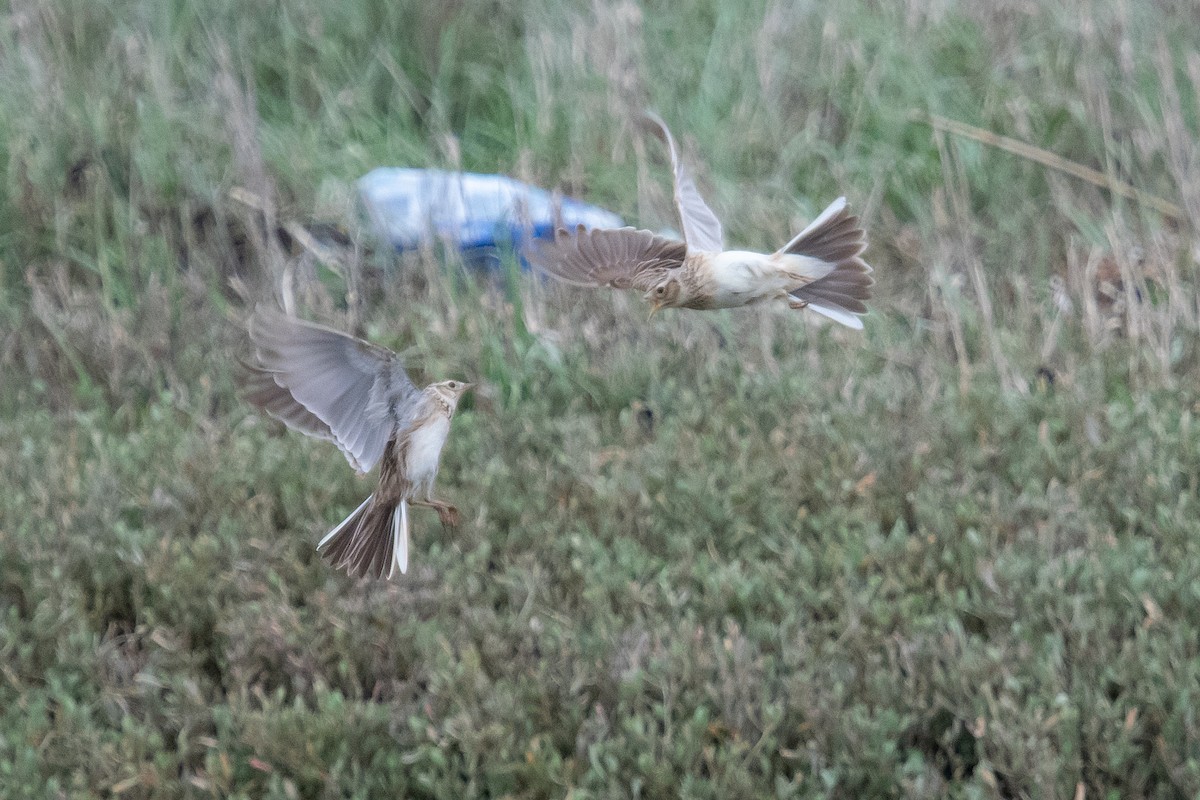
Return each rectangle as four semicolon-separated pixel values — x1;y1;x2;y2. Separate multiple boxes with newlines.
411;498;461;528
787;297;810;310
434;503;460;528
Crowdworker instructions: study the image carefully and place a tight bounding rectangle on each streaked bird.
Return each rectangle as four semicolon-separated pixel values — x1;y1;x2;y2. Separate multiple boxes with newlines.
241;305;472;579
524;112;874;329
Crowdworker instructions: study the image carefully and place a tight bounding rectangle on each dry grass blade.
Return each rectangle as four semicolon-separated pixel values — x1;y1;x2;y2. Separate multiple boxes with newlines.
913;111;1186;221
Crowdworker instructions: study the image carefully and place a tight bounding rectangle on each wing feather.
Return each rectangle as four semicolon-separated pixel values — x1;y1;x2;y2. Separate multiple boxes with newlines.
524;226;688;292
238;360;336;442
243;305;419;473
643;111;724;253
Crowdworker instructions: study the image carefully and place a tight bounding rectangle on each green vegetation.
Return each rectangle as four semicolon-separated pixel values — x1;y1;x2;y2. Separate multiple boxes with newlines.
2;0;1198;796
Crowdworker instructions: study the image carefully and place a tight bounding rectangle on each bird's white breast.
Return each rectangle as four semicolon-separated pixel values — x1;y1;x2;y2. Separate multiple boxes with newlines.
406;414;451;489
707;250;787;305
706;250;832;306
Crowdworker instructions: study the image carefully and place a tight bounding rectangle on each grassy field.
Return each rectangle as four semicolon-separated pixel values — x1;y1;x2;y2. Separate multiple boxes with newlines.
2;0;1199;797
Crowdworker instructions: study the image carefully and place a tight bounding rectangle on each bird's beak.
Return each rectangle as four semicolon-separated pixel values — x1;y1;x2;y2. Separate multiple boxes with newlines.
648;300;664;319
460;382;475;394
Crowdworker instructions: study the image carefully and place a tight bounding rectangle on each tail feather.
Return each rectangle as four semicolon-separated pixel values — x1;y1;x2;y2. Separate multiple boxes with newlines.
777;197;874;329
779;197;866;261
798;277;871;314
803;302;865;330
317;494;409;579
392;502;408;578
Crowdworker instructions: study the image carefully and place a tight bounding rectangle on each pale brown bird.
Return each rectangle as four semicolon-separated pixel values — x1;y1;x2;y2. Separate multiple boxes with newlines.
524;112;874;328
241;305;472;579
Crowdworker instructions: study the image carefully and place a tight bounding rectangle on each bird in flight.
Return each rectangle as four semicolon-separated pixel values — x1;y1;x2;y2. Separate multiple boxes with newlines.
241;305;472;579
524;112;874;329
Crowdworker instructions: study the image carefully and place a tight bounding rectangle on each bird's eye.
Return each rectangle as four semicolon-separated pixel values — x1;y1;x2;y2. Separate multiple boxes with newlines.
448;381;458;389
656;286;666;295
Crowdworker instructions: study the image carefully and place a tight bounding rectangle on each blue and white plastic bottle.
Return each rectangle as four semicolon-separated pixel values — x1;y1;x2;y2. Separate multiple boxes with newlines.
358;167;624;269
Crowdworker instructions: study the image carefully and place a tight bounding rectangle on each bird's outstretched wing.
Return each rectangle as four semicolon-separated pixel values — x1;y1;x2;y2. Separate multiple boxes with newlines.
524;225;688;291
243;305;419;473
643;111;724;253
239;358;336;442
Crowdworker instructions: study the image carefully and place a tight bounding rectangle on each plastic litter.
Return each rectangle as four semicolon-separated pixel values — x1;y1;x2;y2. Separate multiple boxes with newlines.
358;167;624;268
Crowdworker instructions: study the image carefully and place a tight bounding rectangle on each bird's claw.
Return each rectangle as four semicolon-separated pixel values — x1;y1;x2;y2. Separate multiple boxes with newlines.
787;297;810;310
437;504;460;528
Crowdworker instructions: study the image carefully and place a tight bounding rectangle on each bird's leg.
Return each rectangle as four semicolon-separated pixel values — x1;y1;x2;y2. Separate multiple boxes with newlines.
776;289;809;311
411;497;460;528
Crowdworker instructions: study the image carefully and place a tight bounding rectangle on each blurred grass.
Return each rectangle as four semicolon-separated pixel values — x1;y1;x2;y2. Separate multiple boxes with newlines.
2;0;1200;796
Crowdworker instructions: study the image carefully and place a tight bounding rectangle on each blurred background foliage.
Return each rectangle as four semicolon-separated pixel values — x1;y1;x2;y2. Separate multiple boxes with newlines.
1;0;1198;796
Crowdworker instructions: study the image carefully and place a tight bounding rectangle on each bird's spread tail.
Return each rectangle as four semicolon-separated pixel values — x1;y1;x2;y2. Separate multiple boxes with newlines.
317;494;408;579
777;197;874;329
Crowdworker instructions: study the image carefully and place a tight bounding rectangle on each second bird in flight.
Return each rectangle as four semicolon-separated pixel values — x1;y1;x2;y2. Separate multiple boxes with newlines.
523;112;874;329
